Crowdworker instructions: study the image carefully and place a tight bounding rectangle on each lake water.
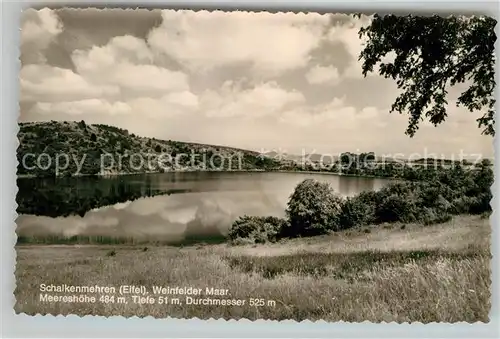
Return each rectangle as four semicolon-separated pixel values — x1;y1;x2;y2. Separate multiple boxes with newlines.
16;172;390;244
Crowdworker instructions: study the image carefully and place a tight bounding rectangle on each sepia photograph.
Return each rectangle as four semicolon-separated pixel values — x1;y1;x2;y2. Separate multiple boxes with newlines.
15;8;495;323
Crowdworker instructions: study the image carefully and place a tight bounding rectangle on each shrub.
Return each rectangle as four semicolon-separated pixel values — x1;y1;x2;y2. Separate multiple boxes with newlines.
338;190;379;228
450;196;474;214
339;197;371;229
228;215;288;244
285;179;344;237
380;181;417;196
417;185;441;208
435;194;452;212
450;191;492;215
375;193;417;223
468;192;493;214
420;208;452;225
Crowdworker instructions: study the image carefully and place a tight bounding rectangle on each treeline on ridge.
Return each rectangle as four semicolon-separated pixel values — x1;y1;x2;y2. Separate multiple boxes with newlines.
17;120;279;177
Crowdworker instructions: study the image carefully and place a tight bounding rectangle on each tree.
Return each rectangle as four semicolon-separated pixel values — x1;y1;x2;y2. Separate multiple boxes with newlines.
358;14;496;136
284;179;343;237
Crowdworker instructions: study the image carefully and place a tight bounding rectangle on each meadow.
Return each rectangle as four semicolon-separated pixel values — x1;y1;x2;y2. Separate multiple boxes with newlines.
15;214;491;322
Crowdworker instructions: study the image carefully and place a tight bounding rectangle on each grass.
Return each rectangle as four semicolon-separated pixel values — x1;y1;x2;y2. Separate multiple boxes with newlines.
15;215;491;322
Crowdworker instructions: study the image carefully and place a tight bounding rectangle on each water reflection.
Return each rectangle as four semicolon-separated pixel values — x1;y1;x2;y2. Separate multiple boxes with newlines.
16;172;389;244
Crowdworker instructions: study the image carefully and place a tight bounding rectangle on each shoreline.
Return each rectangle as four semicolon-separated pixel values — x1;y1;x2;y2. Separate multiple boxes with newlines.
17;169;400;181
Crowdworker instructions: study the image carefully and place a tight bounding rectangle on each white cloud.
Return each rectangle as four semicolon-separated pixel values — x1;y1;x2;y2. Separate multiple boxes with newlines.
31;99;132;116
20;64;120;102
127;91;199;118
71;36;155;71
98;64;189;94
163;91;199;109
72;36;190;96
21;8;63;62
277;95;388;132
21;33;192;106
279;96;356;127
305;65;340;85
30;91;199;118
200;80;305;118
148;10;330;75
326;15;397;80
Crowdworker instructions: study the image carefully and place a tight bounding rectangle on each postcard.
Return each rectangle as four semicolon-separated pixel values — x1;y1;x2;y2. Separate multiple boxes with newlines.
15;8;494;323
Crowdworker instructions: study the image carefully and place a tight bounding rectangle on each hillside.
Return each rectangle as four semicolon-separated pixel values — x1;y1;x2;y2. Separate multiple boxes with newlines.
17;120;280;177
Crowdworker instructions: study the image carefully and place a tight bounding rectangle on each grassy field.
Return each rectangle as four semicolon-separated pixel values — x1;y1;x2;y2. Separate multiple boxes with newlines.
15;214;491;322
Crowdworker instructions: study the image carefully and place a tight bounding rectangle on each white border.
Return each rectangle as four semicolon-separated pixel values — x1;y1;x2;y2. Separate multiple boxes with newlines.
1;1;498;337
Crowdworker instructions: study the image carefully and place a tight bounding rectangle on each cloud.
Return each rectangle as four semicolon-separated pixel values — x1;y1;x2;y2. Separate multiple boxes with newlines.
18;9;493;159
200;80;305;118
31;99;132;116
20;64;120;102
127;91;199;118
148;10;330;75
29;90;199;118
72;36;190;96
325;14;396;79
305;65;340;85
21;8;63;63
277;95;389;133
20;34;192;105
279;96;355;127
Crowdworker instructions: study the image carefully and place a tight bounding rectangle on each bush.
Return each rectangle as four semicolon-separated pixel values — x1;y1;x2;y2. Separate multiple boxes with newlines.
285;179;344;237
450;196;474;214
229;164;494;244
420;208;452;225
435;194;452;212
450;192;492;215
228;215;288;244
338;190;380;228
338;197;373;229
468;192;493;214
375;193;417;223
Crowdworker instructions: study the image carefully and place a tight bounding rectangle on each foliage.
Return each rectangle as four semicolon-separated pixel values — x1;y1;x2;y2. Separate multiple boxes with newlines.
359;14;497;136
376;193;418;223
17;121;282;177
228;215;288;244
231;161;493;243
285;179;344;236
420;208;452;225
338;190;378;228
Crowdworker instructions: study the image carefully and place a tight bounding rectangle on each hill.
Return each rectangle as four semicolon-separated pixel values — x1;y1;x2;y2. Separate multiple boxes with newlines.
17;120;280;177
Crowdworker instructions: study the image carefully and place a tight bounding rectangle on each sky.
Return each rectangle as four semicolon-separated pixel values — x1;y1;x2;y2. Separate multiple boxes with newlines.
19;8;494;159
